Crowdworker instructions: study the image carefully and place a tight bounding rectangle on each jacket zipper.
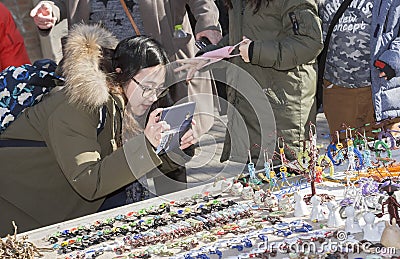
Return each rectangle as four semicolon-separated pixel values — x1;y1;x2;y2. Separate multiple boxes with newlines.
374;0;383;37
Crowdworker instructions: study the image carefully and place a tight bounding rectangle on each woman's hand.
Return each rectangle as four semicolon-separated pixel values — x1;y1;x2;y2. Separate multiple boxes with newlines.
174;58;211;82
30;2;57;30
144;108;170;148
179;120;198;150
239;36;252;63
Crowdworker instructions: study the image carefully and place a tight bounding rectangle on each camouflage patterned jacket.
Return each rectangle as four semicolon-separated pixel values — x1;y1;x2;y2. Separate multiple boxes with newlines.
370;0;400;121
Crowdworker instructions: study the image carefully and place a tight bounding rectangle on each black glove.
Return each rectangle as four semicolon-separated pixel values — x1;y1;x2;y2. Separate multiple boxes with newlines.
374;60;396;80
195;37;212;50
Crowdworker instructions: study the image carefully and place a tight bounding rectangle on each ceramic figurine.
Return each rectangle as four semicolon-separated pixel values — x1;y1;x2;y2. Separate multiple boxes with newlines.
362;212;383;242
278;194;293;212
326;200;343;228
344;205;362;234
380;218;400;249
231;181;243;196
293;191;309;217
242;185;254;200
264;190;278;210
254;189;266;205
220;178;232;193
309;195;325;222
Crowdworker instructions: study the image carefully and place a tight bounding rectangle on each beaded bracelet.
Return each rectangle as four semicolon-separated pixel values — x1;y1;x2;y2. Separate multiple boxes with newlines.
54;200;254;256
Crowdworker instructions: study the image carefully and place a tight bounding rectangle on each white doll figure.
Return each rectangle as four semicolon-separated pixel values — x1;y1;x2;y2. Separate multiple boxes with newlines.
220;178;233;193
264;190;278;209
254;189;265;205
380;218;400;249
293;191;309;217
278;194;293;212
242;185;254;200
231;181;243;196
326;200;343;228
310;195;325;222
344;205;362;234
362;212;383;242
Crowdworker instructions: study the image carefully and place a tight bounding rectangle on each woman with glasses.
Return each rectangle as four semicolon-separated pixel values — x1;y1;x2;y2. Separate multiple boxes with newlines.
0;24;196;236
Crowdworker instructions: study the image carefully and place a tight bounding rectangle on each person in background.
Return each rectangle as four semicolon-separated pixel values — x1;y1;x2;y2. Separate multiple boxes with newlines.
29;0;222;109
218;0;323;167
0;24;196;236
215;0;229;36
0;3;30;70
320;0;400;140
30;0;222;195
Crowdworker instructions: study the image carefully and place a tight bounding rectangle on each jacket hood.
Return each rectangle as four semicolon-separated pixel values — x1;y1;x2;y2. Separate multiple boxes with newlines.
62;24;118;111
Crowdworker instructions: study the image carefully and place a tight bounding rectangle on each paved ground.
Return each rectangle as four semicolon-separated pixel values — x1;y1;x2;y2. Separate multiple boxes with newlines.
185;111;331;188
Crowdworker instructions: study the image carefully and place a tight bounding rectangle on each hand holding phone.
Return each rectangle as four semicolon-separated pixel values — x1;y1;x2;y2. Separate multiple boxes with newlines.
155;102;196;154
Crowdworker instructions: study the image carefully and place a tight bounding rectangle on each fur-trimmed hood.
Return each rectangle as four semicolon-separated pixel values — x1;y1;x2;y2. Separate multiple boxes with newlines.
62;24;118;111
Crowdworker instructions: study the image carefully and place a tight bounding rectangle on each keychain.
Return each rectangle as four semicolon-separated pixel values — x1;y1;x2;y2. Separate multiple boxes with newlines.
278;137;288;176
247;149;256;181
258;150;272;183
346;128;356;171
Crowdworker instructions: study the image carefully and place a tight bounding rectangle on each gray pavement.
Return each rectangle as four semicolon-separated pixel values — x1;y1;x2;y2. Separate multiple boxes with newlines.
185;112;331;188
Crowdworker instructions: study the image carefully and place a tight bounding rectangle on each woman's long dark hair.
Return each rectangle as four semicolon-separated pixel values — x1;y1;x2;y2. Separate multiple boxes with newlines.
224;0;270;13
110;36;169;138
111;36;169;88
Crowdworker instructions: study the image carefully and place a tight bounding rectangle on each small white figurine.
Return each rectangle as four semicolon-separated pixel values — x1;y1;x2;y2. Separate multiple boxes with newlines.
293;191;309;217
220;178;232;193
264;190;278;209
278;194;293;212
254;189;265;205
310;195;325;222
380;218;400;249
362;212;383;242
326;200;343;228
242;185;254;200
344;205;362;234
231;181;243;196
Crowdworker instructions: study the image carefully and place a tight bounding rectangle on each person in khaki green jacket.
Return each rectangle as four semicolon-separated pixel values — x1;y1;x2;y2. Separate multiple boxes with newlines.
0;24;196;236
30;0;222;195
218;0;324;167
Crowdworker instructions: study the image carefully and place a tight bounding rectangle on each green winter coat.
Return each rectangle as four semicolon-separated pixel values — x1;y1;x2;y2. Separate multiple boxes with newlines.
0;25;183;236
220;0;323;166
39;0;222;136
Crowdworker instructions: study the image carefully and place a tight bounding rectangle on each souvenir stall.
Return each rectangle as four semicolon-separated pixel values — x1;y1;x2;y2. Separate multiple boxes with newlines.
2;178;400;258
2;123;400;259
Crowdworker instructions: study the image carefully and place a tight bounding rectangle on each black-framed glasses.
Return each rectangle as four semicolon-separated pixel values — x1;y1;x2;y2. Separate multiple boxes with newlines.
132;77;169;99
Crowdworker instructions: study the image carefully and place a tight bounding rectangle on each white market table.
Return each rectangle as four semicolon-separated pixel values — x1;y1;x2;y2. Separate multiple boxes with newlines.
8;178;400;259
